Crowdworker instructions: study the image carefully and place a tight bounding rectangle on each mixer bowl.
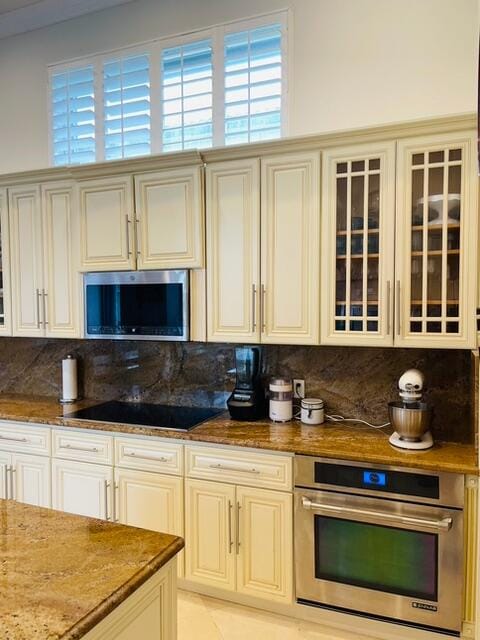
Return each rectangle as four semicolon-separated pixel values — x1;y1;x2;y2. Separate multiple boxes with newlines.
388;401;432;442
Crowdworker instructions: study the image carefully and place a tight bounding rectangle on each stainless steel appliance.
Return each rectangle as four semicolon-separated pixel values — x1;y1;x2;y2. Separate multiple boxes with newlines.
63;401;224;431
295;455;464;635
389;368;433;450
84;270;189;340
227;346;266;421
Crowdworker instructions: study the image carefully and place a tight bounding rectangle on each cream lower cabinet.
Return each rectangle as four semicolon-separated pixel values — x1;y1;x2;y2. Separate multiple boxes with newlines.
185;478;293;603
0;450;50;507
52;458;114;520
8;182;80;337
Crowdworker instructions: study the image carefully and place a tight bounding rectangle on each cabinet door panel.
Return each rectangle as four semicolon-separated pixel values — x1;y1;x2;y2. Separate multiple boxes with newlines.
261;153;320;344
14;453;51;508
0;451;12;499
52;459;113;519
9;185;44;336
185;478;236;591
206;160;260;342
0;189;12;335
42;182;80;337
79;176;134;271
321;143;395;346
135;167;203;269
236;486;292;603
396;132;477;348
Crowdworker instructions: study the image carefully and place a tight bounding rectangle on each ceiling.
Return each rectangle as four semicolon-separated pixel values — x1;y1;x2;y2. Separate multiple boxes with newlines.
0;0;136;39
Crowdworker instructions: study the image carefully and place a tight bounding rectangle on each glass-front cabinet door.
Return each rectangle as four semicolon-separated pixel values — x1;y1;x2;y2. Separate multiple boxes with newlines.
396;132;477;348
0;189;11;335
321;143;395;345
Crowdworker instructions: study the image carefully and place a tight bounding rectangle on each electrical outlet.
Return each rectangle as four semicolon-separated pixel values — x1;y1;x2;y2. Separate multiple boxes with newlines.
293;379;305;399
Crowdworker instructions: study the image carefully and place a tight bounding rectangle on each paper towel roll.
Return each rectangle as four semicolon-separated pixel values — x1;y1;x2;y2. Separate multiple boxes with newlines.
62;356;78;402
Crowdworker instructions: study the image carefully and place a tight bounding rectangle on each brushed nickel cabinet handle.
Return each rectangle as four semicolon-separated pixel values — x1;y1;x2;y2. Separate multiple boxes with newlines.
124;451;169;463
260;284;266;332
126;215;132;257
396;280;401;336
0;435;28;443
236;502;241;554
10;467;16;501
104;480;110;520
228;500;233;553
36;288;41;328
386;280;391;335
42;290;48;326
113;482;119;522
60;443;99;453
3;464;8;499
251;284;257;332
208;463;260;474
135;218;141;256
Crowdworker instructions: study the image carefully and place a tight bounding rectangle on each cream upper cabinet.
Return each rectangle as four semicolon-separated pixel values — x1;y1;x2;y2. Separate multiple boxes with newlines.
9;182;79;338
395;132;477;348
9;185;44;336
206;159;260;342
261;152;320;345
135;167;204;269
78;175;135;271
0;189;12;335
321;143;396;346
185;478;236;591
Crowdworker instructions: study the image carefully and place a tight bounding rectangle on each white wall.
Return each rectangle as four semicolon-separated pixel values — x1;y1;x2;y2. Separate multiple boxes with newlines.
0;0;477;174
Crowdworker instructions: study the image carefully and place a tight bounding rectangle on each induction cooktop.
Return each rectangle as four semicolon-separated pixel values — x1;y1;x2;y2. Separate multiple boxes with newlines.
63;401;224;431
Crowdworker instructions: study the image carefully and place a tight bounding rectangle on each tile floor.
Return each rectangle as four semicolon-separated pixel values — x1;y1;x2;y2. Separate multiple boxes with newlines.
177;590;354;640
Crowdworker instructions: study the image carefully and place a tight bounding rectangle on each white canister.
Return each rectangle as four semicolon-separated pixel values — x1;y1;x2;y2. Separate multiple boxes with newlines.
269;378;293;422
301;398;324;425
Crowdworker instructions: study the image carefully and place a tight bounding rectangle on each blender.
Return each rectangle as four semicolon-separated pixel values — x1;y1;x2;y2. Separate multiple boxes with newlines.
388;369;433;450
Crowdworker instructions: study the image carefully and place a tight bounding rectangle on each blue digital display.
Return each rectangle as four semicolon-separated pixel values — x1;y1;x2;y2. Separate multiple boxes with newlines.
363;470;386;487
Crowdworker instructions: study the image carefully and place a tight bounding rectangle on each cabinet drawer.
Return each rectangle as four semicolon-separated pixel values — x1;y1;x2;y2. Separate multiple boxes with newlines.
0;422;50;455
115;437;183;475
185;445;293;491
53;429;114;464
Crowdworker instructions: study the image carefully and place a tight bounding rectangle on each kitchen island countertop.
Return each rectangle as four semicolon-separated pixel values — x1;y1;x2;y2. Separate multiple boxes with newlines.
0;499;184;639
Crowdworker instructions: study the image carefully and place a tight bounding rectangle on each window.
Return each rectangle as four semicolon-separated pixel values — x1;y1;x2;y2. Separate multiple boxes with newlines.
49;11;287;165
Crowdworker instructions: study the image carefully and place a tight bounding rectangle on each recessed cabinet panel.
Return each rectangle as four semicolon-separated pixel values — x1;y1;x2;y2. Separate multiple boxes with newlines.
79;176;134;271
9;185;44;336
206;159;260;342
261;153;320;344
42;183;79;337
396;133;477;347
321;143;395;345
52;459;113;519
135;167;204;269
0;189;12;335
14;453;51;508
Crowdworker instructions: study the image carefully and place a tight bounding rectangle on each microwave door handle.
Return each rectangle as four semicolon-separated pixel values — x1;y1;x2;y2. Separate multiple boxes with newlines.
301;497;453;532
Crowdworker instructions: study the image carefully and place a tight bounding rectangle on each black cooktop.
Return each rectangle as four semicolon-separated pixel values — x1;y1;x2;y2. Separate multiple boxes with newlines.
63;401;224;431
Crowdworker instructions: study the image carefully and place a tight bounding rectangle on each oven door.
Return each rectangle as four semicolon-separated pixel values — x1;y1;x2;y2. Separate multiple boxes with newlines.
295;489;463;633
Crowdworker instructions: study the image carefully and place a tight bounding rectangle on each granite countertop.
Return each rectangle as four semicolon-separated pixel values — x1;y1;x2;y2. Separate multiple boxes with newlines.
0;499;184;640
0;394;476;475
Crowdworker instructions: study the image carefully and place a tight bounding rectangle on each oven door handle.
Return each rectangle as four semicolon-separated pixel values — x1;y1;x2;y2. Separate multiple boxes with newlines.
301;496;453;532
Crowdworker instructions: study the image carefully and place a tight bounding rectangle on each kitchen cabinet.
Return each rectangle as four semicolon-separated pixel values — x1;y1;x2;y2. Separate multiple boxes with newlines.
0;451;50;507
396;132;477;348
185;478;293;603
134;167;204;269
206;159;260;342
0;189;12;335
52;458;114;520
206;152;320;345
8;182;80;338
321;142;396;346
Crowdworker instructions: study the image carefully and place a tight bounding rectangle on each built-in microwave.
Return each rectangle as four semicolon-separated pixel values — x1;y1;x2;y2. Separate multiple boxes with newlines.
84;270;189;341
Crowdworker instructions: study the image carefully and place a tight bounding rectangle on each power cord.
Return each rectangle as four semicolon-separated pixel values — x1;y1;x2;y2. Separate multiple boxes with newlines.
326;413;391;430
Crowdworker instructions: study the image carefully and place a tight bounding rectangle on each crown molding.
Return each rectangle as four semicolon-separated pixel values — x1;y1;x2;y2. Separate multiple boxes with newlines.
0;0;136;40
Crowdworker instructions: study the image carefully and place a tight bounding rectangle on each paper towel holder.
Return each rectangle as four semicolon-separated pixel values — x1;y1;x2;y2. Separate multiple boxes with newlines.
60;354;79;404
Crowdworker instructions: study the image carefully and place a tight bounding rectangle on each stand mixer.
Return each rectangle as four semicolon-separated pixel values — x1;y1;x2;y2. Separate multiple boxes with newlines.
388;369;433;450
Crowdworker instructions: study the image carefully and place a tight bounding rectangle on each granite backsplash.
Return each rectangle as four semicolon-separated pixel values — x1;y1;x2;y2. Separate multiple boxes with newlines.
0;338;473;444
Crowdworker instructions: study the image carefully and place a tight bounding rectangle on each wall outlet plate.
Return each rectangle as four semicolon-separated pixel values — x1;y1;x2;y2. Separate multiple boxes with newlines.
293;379;305;399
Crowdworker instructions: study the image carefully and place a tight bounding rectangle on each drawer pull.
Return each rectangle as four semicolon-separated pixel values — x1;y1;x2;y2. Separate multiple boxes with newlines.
60;444;99;453
0;435;28;443
209;463;260;475
124;451;169;463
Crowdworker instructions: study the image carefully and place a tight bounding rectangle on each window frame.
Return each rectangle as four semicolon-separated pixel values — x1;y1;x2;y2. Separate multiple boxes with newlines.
47;9;290;165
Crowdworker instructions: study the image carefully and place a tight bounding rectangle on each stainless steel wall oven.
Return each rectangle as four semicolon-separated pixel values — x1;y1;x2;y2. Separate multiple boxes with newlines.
295;456;464;635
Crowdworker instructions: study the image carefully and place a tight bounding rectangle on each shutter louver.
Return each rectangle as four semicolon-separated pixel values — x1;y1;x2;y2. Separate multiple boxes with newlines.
51;66;95;166
224;23;283;145
161;39;213;151
103;54;151;160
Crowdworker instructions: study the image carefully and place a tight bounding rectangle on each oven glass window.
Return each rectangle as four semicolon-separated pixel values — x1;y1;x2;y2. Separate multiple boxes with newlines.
314;516;438;601
86;283;184;336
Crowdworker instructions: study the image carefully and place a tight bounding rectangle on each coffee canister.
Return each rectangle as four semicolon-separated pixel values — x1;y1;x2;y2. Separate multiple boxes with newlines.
300;398;324;425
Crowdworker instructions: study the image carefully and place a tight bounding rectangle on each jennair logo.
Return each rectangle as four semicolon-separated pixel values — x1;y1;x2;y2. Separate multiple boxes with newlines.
412;602;438;612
